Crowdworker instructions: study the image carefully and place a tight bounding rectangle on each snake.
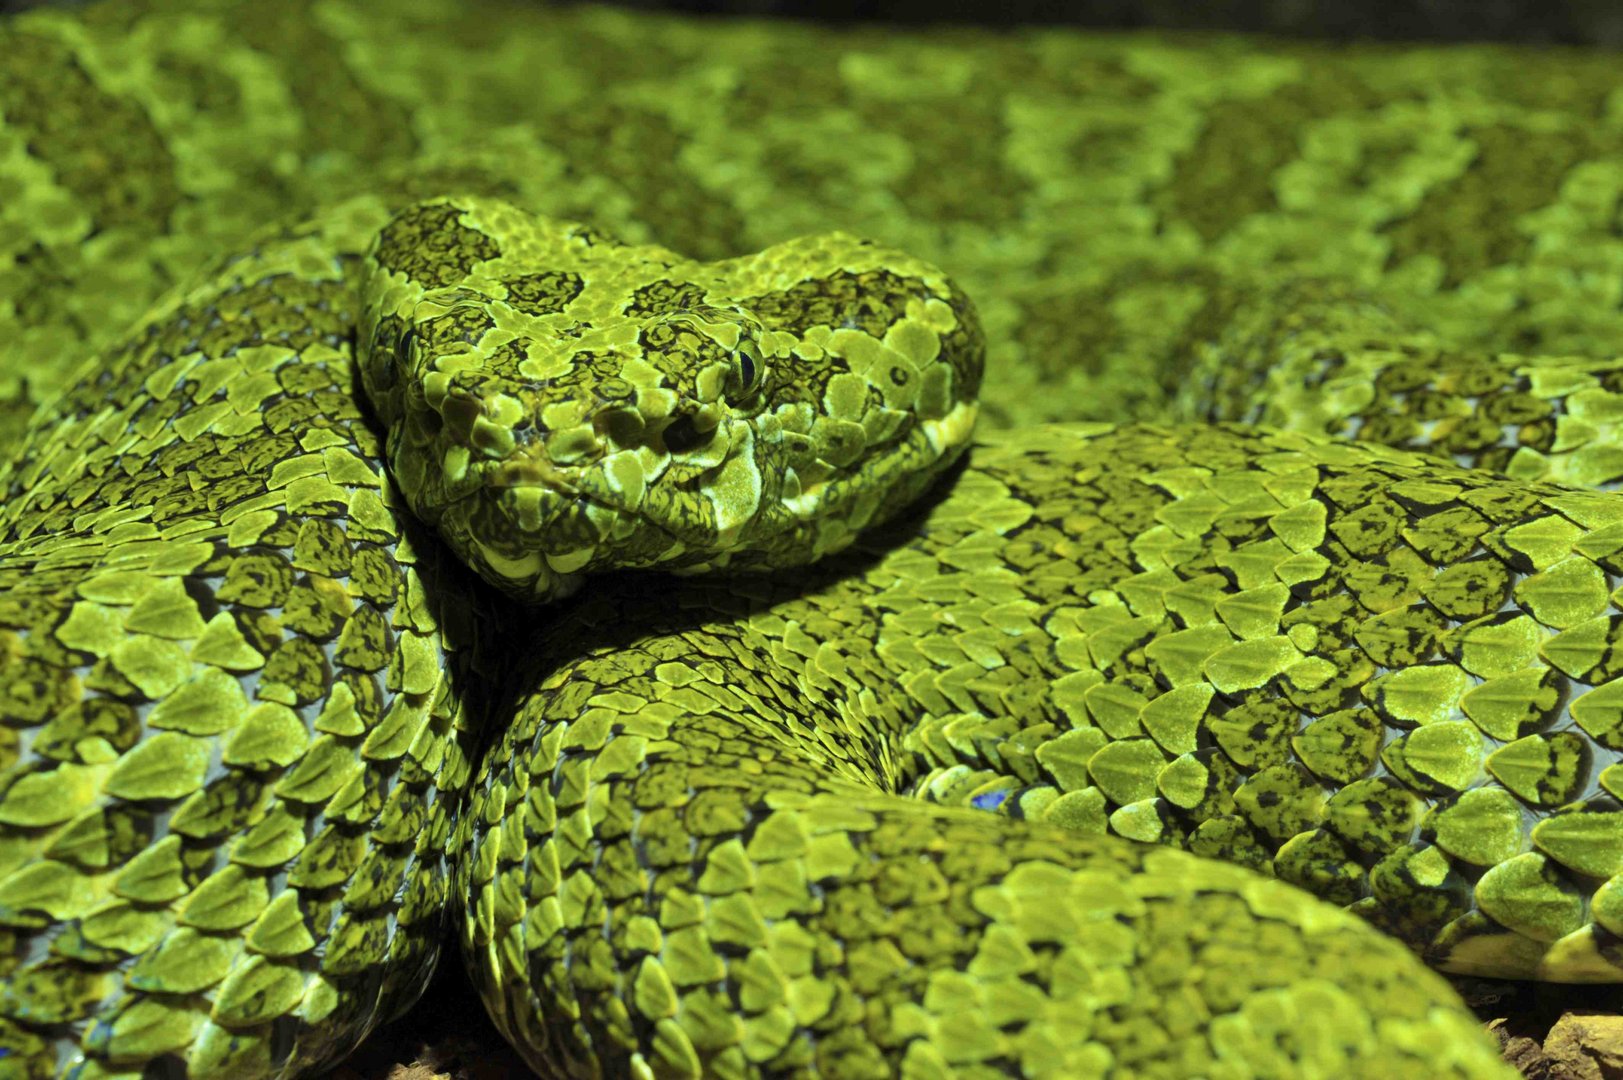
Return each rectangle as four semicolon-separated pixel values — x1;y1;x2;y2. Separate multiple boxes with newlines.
3;0;1623;1077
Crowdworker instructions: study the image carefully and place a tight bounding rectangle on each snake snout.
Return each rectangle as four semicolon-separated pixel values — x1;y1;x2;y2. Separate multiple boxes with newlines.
475;433;642;544
485;453;579;497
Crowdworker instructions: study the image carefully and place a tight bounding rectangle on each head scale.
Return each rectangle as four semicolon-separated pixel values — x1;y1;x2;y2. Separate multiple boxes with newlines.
360;196;983;602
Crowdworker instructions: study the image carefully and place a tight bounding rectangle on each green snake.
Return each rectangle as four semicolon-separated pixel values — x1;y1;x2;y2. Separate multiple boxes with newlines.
3;1;1623;1077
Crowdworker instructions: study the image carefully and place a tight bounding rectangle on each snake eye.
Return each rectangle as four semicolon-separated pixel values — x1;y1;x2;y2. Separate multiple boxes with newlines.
397;327;418;365
731;341;764;402
662;414;712;454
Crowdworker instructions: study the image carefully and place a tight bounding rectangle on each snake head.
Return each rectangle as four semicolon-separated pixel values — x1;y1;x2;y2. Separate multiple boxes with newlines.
360;197;983;602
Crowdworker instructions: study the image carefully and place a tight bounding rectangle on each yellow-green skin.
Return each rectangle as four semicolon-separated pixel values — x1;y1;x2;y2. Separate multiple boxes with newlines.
5;0;1623;1077
356;201;981;601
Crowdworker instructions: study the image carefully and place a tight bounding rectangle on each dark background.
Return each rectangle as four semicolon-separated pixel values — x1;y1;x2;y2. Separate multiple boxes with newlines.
3;0;1623;44
608;0;1623;43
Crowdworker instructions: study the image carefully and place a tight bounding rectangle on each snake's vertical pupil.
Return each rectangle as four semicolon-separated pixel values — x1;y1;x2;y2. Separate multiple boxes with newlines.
738;352;756;391
397;327;417;365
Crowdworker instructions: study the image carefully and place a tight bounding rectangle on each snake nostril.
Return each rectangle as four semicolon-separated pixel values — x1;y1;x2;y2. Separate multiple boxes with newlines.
440;393;484;441
594;408;645;447
661;414;712;454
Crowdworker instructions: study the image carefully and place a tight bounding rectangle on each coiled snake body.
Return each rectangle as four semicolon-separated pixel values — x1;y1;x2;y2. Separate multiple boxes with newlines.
3;2;1623;1078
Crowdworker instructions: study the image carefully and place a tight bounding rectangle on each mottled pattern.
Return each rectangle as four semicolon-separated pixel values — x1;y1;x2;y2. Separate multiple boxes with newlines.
465;426;1548;1078
4;0;1623;1077
358;200;979;600
4;2;1622;438
0;209;487;1076
0;176;983;1077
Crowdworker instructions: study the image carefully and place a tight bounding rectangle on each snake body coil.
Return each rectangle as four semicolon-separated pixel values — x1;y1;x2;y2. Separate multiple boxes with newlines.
3;1;1623;1078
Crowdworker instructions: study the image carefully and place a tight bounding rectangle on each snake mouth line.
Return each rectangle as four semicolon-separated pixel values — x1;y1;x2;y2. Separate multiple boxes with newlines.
436;456;692;560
